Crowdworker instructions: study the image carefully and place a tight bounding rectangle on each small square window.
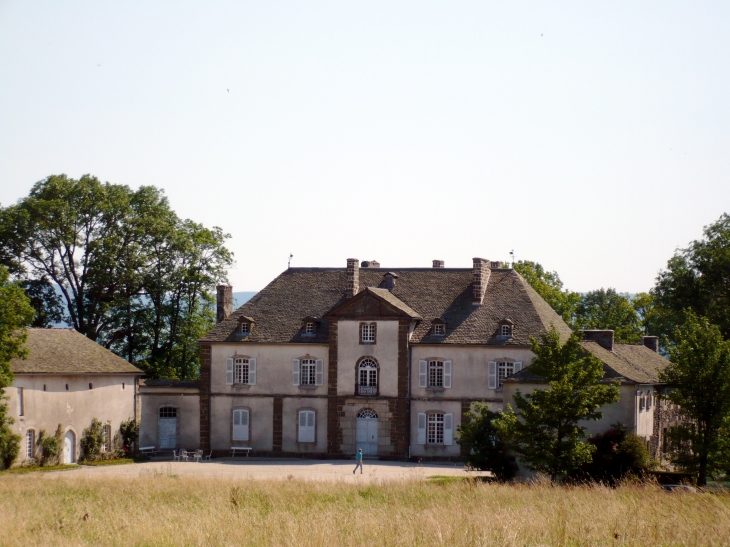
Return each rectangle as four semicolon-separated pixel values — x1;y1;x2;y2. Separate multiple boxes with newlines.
433;324;445;336
361;323;376;343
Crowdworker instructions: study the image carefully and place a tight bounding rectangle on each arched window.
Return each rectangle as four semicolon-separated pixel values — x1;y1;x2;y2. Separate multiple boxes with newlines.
25;429;35;459
358;358;378;395
357;408;378;419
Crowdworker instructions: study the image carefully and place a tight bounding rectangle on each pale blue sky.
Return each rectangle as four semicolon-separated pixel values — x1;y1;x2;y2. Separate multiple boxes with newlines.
1;2;728;292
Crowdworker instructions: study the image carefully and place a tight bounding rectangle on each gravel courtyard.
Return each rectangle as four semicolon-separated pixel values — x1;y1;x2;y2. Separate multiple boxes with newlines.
42;459;484;483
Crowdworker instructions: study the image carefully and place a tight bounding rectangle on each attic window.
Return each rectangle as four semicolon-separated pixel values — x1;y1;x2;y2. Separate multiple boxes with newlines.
501;324;512;337
433;324;445;336
240;323;250;335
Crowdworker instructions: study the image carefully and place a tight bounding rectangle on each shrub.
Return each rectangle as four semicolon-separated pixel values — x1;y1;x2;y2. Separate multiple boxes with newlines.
80;418;106;462
119;418;140;453
456;402;518;481
570;423;653;484
0;397;20;470
36;429;60;467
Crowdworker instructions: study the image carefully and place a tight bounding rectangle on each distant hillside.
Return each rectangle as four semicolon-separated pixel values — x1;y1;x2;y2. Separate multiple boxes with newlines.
233;292;257;309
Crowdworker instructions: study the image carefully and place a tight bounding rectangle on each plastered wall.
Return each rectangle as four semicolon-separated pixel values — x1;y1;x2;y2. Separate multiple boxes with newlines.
210;396;274;451
139;392;200;451
337;320;400;396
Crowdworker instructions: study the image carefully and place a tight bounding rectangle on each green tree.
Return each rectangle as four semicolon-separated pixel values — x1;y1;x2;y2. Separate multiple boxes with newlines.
0;265;35;469
19;278;64;328
456;402;518;481
0;175;233;379
119;418;140;454
652;213;730;342
495;328;620;481
659;313;730;486
574;288;642;344
80;418;106;462
513;261;580;325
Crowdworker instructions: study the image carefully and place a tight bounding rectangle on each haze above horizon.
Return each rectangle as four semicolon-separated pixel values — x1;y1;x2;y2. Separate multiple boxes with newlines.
1;2;728;293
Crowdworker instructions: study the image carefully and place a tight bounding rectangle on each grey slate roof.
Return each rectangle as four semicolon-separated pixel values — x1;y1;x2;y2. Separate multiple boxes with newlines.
505;340;669;385
200;267;572;345
11;328;143;375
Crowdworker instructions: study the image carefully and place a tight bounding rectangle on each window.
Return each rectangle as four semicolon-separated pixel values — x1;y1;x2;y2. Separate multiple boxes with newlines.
419;359;452;388
298;410;315;443
89;383;93;390
501;324;512;337
305;322;315;334
18;387;23;416
360;323;376;344
358;358;378;395
159;406;177;418
433;324;445;336
488;360;523;389
240;322;250;335
103;424;112;452
232;409;250;441
300;359;317;385
226;357;257;385
234;358;250;384
43;384;46;392
428;361;444;387
417;412;454;445
292;358;323;386
65;384;69;391
26;430;35;459
639;394;645;411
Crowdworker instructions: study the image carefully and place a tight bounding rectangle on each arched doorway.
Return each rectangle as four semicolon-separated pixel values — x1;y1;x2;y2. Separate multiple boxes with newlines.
158;406;178;449
63;430;76;464
356;408;378;456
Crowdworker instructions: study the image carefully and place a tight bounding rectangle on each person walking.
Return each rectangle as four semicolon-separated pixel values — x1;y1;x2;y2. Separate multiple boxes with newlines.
353;448;363;474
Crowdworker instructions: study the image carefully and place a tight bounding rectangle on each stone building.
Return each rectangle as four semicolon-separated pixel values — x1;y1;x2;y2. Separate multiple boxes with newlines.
139;257;674;460
5;328;142;465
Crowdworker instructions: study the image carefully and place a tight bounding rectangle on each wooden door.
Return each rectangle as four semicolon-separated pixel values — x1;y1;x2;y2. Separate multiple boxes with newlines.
356;417;378;456
158;418;177;449
63;431;75;463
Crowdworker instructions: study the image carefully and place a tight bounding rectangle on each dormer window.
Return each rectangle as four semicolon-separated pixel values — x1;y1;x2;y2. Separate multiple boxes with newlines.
433;324;445;336
237;316;255;337
300;316;320;338
305;322;315;334
498;319;514;338
501;324;511;337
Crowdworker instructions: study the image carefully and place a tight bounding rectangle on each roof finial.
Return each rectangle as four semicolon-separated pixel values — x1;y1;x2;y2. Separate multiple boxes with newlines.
288;253;293;268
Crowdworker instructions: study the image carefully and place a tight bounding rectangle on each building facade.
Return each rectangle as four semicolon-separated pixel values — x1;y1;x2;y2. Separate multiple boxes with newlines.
5;328;142;465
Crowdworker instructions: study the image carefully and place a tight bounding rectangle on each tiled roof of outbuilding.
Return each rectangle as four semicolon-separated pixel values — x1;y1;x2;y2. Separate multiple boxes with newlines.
11;328;142;375
505;340;669;385
200;267;572;345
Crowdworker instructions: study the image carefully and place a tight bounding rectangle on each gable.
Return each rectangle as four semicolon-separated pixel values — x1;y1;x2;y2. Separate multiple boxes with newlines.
325;290;417;319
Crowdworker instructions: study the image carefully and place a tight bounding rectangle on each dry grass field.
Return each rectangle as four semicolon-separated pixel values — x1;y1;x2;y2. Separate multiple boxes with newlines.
1;472;728;546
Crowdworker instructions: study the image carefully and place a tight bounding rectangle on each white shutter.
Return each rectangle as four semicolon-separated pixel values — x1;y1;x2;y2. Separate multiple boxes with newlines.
233;409;249;441
443;360;452;388
417;413;427;445
292;359;300;386
513;361;523;375
226;358;234;385
443;413;454;445
315;359;324;386
419;360;428;388
488;361;497;389
248;358;257;385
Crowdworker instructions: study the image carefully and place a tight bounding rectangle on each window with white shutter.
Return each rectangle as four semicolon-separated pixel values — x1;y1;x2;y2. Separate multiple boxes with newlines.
232;409;250;441
248;358;257;385
417;413;427;445
298;410;315;443
488;361;497;389
443;360;452;388
292;359;300;385
226;358;234;385
419;360;428;388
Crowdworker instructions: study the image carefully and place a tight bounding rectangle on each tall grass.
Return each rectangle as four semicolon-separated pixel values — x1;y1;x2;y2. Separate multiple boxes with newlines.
1;473;728;546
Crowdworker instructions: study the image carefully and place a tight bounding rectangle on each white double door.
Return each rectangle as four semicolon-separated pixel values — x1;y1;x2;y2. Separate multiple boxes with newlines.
159;418;177;449
356;417;378;456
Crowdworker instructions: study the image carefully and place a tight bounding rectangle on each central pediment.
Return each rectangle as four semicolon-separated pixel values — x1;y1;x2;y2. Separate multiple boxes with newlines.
325;287;422;319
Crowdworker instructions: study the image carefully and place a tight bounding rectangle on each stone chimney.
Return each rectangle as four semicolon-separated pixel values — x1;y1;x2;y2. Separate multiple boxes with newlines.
472;258;491;305
361;260;380;268
643;336;660;353
582;330;614;352
346;258;359;298
216;284;233;324
432;260;445;268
